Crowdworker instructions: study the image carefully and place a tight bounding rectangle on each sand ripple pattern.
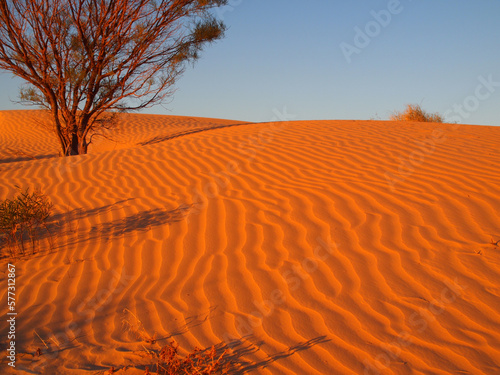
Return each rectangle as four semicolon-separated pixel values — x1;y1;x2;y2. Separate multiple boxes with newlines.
0;112;499;374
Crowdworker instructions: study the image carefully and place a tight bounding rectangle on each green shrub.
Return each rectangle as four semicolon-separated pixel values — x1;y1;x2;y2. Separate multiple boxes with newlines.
0;186;53;257
390;104;444;123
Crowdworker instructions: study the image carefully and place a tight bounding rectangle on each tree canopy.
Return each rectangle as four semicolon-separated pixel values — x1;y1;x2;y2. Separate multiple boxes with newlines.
0;0;227;155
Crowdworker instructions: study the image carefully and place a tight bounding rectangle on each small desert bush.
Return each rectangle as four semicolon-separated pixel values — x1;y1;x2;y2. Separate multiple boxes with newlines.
390;104;444;123
0;186;53;257
147;341;231;375
122;309;236;374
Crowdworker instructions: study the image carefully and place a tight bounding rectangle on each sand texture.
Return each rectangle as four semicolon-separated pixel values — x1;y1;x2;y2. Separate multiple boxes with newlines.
1;110;500;374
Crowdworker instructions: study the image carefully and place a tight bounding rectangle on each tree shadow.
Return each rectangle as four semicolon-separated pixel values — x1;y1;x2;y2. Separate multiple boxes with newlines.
154;306;219;342
59;203;191;249
0;153;57;164
139;122;251;146
0;200;130;258
87;205;189;239
224;335;331;374
134;335;330;374
1;200;191;257
49;198;134;224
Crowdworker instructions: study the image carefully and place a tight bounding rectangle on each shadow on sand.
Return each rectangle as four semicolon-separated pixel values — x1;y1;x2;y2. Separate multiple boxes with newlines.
130;335;331;374
54;202;191;250
225;335;331;374
139;122;251;146
0;200;191;257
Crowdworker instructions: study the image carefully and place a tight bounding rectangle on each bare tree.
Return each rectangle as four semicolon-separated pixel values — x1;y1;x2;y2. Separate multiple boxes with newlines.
0;0;227;155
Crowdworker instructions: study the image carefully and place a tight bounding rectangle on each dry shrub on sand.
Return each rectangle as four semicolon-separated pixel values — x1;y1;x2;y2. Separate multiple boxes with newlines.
390;104;444;123
146;341;232;375
0;186;53;257
122;309;235;374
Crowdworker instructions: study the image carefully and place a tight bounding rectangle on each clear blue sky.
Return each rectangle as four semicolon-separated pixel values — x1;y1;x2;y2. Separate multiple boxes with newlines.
1;0;499;125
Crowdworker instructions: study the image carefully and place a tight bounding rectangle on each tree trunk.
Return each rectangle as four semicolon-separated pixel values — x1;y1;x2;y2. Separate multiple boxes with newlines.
69;133;79;156
78;137;88;154
65;132;88;155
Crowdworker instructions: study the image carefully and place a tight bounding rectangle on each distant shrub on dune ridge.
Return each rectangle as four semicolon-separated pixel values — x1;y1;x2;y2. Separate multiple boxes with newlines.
390;104;444;123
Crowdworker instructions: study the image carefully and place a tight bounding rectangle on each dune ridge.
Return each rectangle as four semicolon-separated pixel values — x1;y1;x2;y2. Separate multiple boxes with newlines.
1;110;500;374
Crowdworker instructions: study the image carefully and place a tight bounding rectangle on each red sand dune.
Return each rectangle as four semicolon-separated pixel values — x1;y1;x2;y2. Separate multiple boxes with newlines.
1;110;500;374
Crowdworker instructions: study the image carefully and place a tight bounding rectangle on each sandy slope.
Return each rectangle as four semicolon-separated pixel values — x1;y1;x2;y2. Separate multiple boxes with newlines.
0;110;500;374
